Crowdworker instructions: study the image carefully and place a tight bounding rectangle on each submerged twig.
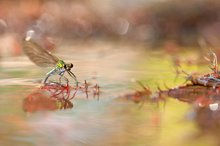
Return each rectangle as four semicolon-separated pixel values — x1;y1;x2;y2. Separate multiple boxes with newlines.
205;50;219;76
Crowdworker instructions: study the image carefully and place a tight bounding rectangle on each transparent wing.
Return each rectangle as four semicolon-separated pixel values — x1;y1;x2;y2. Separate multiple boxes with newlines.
23;40;59;67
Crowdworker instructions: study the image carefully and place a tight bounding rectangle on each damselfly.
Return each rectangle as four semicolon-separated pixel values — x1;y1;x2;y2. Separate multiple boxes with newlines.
23;35;78;86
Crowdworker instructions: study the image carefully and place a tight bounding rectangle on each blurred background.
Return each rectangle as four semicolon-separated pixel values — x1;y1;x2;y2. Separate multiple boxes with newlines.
2;0;220;56
1;0;220;146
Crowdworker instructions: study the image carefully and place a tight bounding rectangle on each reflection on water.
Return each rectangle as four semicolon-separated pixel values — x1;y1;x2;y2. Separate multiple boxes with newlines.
157;84;220;145
23;81;100;113
23;90;73;112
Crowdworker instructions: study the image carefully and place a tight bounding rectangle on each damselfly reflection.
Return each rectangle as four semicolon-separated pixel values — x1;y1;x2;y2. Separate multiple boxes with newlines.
23;91;74;113
23;80;100;113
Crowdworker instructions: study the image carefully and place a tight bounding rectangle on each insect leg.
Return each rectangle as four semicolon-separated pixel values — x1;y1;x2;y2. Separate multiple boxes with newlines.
59;70;69;85
42;73;53;84
42;68;57;84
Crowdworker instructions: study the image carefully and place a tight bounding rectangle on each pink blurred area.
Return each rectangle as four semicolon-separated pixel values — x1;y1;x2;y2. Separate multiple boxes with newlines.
1;0;220;56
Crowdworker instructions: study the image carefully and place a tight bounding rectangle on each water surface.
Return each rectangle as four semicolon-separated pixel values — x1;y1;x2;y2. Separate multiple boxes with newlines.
0;41;216;146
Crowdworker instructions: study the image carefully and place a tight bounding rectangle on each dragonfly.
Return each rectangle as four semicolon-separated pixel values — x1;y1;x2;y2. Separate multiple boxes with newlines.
23;37;78;86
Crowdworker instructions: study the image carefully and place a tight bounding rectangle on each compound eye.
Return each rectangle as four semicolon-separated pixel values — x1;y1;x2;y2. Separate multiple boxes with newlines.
64;64;67;69
70;63;73;68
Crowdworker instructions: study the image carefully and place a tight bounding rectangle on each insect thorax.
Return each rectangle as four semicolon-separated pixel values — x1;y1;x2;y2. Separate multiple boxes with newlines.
56;60;65;68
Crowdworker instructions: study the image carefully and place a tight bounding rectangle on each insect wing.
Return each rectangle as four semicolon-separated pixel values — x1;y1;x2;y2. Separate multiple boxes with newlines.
23;40;59;67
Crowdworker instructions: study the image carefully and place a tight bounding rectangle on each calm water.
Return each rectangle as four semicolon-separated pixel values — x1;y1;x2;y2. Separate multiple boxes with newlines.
0;41;217;146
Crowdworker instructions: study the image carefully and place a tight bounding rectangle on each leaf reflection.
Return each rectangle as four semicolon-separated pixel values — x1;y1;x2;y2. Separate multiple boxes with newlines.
157;84;220;138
